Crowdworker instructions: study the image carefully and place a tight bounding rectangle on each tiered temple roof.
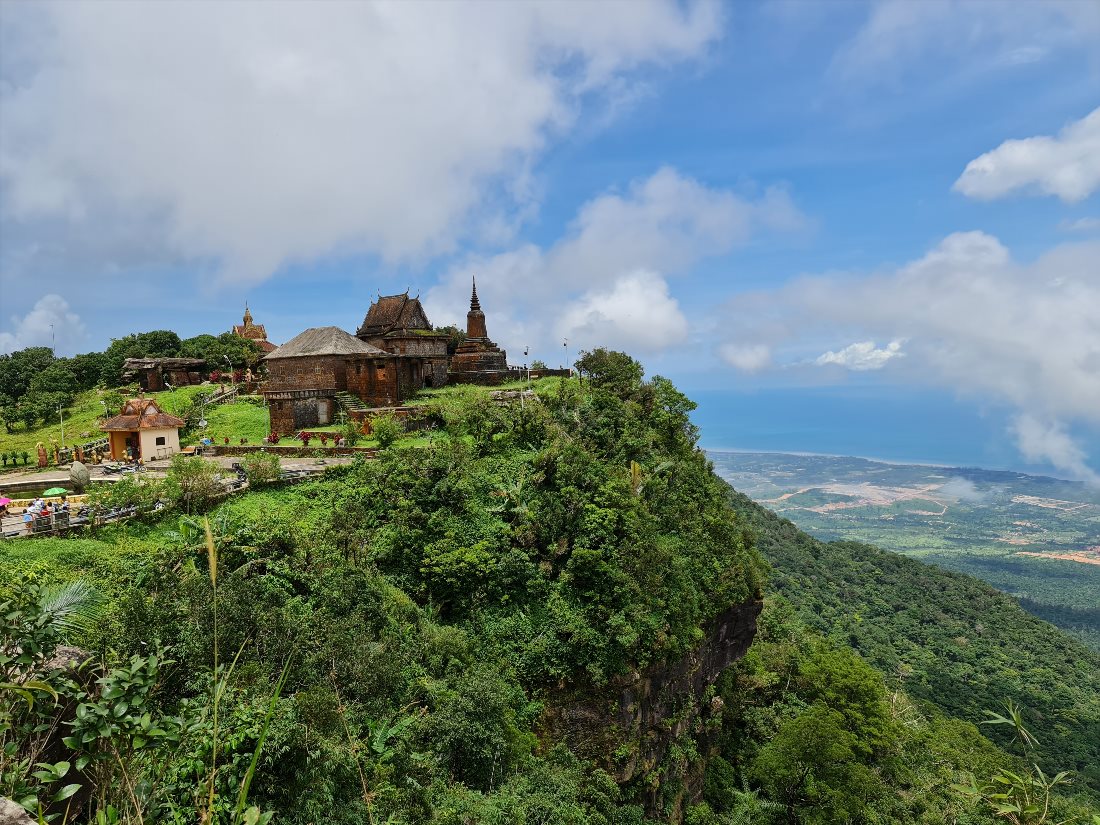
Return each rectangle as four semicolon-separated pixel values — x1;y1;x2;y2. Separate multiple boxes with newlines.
357;293;433;338
101;398;186;431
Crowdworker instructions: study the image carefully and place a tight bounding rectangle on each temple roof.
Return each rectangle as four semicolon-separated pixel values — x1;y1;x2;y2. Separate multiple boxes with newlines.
101;398;186;431
264;326;389;360
357;293;432;337
122;357;206;371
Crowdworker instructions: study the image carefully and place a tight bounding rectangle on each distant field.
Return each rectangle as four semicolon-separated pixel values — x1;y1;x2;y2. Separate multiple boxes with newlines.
710;451;1100;650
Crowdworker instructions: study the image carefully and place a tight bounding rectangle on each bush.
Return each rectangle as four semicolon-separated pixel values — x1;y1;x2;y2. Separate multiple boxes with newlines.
163;455;223;512
371;414;403;449
240;452;280;486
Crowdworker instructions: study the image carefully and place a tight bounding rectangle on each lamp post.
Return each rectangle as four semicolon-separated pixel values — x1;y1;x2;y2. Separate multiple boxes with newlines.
563;338;569;376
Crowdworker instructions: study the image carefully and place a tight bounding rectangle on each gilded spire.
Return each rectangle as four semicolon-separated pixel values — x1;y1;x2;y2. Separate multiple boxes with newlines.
243;302;253;326
470;277;481;312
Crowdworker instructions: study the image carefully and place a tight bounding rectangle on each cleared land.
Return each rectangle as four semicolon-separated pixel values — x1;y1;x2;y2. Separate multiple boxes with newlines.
709;451;1100;651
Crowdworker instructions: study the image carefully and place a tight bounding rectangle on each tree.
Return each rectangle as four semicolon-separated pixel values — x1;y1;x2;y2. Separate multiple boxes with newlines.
29;363;78;406
434;324;467;355
574;348;644;397
0;347;55;402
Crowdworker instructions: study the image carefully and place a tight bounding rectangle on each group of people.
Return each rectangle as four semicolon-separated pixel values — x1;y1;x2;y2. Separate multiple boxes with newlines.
21;495;69;534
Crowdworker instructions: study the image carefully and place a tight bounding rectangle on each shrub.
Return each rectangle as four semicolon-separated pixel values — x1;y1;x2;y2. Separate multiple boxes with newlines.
371;414;403;449
240;452;280;486
163;455;222;513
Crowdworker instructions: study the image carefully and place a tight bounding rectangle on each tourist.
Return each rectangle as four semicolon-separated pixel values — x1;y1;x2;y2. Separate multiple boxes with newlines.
23;510;33;535
59;495;69;513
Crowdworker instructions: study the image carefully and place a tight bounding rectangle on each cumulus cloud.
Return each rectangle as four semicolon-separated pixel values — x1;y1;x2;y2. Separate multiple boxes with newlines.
0;294;86;355
1011;415;1100;486
426;167;806;359
719;231;1100;481
954;107;1100;203
557;270;688;353
719;343;773;373
938;477;987;502
815;340;904;371
0;1;721;285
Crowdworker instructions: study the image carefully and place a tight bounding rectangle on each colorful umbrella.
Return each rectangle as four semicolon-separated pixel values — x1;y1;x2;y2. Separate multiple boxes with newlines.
43;487;69;496
0;497;12;506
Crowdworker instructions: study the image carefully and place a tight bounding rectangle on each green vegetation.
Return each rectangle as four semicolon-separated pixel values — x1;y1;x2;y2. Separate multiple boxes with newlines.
2;353;1098;823
709;452;1100;651
725;487;1100;796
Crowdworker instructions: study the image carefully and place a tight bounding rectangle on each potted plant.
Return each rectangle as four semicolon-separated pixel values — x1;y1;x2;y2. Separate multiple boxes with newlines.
21;450;30;465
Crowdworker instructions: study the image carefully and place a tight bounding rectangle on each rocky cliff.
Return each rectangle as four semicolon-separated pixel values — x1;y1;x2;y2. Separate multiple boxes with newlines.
542;598;762;819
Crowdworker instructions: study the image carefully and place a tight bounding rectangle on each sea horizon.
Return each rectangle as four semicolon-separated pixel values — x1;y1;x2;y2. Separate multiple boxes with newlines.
688;385;1100;483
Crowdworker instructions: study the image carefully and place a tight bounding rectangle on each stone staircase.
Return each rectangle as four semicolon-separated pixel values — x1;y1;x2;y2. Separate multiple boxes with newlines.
335;391;370;416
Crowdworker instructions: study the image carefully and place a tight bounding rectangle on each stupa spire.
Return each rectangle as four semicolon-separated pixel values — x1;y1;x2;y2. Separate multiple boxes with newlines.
470;277;481;312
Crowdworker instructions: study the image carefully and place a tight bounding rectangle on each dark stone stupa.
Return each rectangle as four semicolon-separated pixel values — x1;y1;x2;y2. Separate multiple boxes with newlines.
448;279;509;381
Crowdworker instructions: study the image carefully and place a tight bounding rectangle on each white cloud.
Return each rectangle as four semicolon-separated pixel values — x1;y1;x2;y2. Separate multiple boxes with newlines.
0;294;86;355
815;339;904;371
1059;216;1100;233
953;107;1100;203
719;343;772;373
831;0;1100;85
426;167;806;359
719;231;1100;481
557;270;688;354
0;1;721;285
1011;414;1100;486
938;477;987;502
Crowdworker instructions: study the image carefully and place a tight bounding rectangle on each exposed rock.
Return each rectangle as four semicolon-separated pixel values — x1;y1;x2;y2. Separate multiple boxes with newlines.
69;461;90;491
541;598;762;820
0;796;36;825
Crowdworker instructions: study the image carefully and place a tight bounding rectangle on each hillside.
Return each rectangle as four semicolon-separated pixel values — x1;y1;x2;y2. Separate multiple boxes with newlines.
725;486;1100;794
2;357;1098;823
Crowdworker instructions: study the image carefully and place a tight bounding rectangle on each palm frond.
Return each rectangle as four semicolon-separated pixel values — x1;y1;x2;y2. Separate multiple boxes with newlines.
37;579;105;638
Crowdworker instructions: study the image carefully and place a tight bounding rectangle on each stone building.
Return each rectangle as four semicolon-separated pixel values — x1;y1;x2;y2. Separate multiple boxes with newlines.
121;357;206;392
356;293;450;387
232;304;277;353
261;326;428;434
448;280;512;384
100;397;185;461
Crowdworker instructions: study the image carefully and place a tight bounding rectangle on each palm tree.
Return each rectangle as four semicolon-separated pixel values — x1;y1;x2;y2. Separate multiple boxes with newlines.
36;580;105;638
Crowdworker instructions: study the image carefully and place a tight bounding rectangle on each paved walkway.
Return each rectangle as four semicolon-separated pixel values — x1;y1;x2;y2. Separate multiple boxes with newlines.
0;454;358;538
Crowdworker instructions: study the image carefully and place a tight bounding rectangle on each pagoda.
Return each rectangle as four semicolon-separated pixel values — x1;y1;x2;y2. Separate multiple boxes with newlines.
232;304;277;353
447;279;510;383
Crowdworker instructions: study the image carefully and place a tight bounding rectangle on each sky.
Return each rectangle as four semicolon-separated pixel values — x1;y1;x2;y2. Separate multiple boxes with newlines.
1;0;1099;479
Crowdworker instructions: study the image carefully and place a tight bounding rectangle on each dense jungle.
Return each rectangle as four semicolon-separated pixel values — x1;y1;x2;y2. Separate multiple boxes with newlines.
2;350;1098;824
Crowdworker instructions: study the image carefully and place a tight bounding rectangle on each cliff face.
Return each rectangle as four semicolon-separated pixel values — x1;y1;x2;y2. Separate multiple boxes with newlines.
542;598;762;818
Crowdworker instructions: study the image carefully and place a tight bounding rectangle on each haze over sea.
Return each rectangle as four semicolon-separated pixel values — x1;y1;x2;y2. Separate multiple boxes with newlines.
689;385;1100;480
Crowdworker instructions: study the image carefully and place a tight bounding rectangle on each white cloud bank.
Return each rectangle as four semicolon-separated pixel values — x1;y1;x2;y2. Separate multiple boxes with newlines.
720;231;1100;481
426;167;806;359
0;294;86;355
954;107;1100;203
0;1;721;284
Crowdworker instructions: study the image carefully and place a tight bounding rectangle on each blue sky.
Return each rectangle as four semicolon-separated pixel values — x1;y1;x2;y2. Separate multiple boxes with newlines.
1;1;1098;477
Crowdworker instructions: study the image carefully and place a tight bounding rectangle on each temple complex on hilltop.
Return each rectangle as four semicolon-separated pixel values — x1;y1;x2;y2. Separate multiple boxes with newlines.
261;326;429;434
261;282;521;433
447;279;510;383
356;293;450;387
232;304;277;353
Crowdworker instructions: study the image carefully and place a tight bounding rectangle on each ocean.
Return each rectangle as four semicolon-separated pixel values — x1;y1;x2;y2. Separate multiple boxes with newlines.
686;385;1100;478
